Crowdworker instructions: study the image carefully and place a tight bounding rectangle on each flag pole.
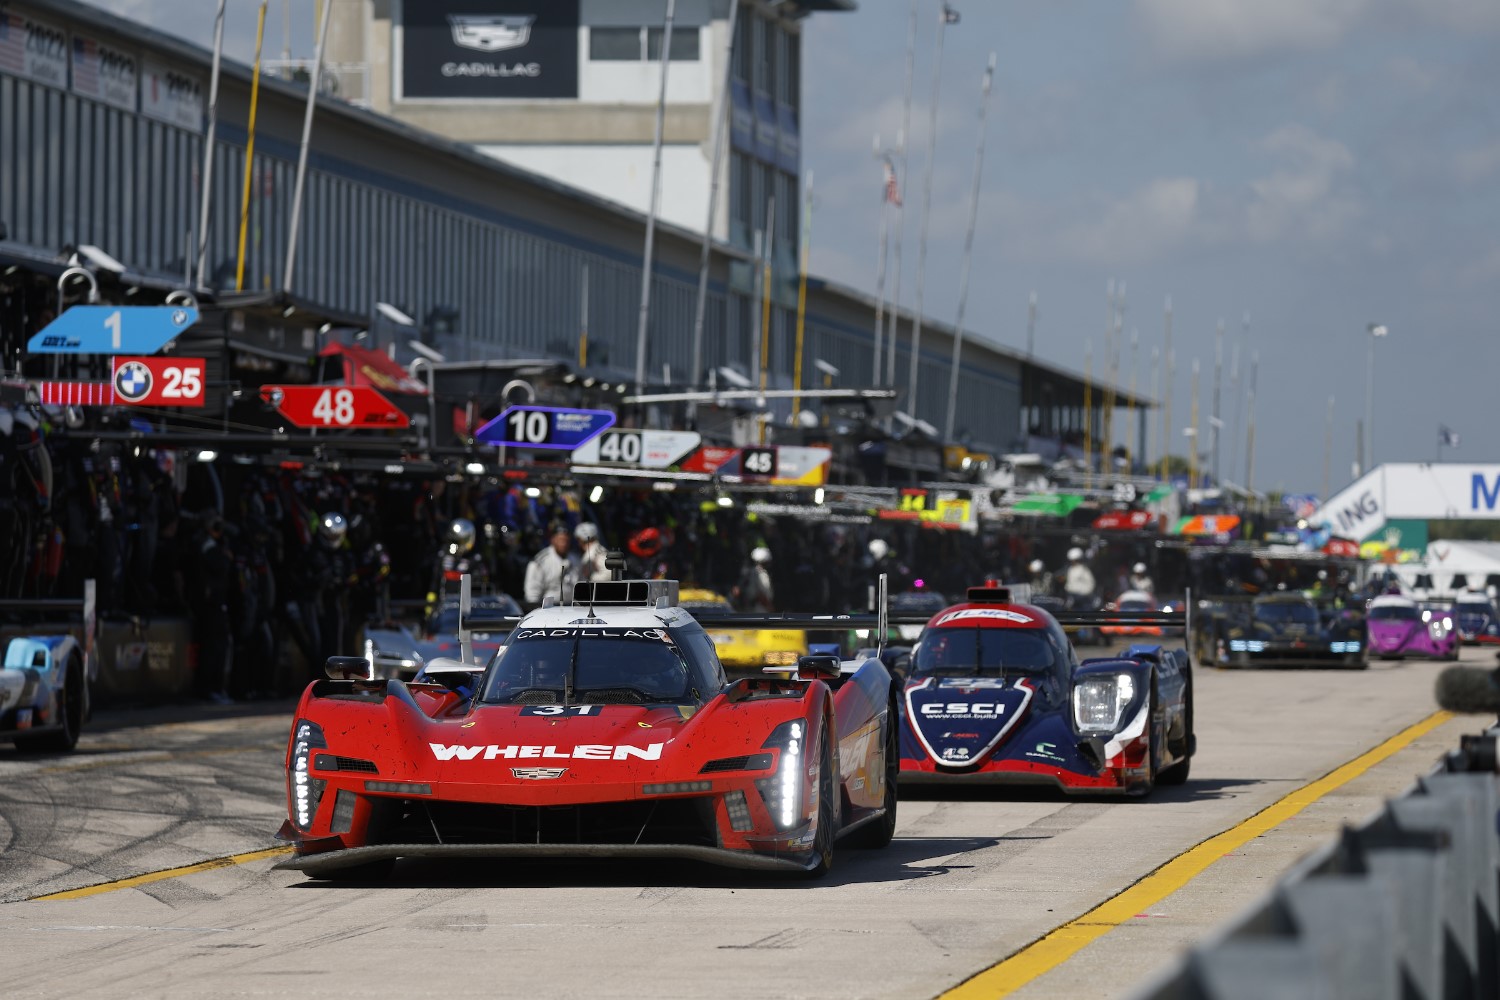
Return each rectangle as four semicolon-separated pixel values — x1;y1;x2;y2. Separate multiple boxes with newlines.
282;0;333;295
194;0;228;289
885;0;919;389
635;0;677;395
908;2;954;423
793;171;813;414
872;138;890;386
757;196;776;445
689;0;739;391
235;1;269;292
1323;395;1335;500
943;52;995;443
1245;350;1259;493
1159;295;1172;481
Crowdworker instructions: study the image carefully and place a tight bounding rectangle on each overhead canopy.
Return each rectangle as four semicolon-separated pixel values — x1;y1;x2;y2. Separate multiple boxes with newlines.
321;343;427;395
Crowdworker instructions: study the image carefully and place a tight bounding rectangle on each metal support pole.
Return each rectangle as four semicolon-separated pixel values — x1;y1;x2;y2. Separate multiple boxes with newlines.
689;0;738;390
907;4;950;420
195;0;228;289
885;0;919;389
635;0;677;395
943;52;996;442
236;2;269;292
281;0;333;295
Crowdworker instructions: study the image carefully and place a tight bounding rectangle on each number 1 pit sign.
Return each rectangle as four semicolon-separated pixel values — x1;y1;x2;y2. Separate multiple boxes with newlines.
111;357;206;407
261;385;409;429
28;305;199;355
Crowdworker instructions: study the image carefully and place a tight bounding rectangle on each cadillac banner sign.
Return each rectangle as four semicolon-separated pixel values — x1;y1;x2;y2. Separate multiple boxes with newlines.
400;1;578;99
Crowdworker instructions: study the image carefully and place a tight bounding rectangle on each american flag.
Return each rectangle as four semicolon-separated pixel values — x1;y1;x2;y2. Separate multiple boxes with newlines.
941;4;961;25
37;381;117;406
0;13;29;76
1440;425;1460;447
73;37;98;93
883;156;902;206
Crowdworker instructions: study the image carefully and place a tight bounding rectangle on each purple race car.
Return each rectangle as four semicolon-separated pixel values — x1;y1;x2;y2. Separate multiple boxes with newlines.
1366;595;1459;660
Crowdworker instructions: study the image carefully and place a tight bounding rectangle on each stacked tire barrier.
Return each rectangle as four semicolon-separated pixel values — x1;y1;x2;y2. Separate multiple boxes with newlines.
1133;724;1500;1000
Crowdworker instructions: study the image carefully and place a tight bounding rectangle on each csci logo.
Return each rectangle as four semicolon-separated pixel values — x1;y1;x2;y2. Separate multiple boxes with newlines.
920;703;1005;719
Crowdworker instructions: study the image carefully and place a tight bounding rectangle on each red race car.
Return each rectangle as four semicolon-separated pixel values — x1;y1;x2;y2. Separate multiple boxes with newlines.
275;579;899;880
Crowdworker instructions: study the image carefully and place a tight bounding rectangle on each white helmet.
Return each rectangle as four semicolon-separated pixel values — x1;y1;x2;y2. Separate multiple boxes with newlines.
575;521;599;543
1067;547;1084;562
751;546;772;564
1133;562;1147;575
318;512;347;546
1029;559;1045;574
446;518;476;554
869;539;890;560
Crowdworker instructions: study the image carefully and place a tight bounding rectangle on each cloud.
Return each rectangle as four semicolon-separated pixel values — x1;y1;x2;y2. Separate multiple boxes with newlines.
1458;246;1500;286
1455;141;1500;185
1135;0;1370;60
1040;178;1203;264
1245;125;1359;242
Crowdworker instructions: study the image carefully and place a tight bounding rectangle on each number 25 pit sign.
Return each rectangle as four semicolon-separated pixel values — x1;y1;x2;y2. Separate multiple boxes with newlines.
260;385;409;429
111;357;206;407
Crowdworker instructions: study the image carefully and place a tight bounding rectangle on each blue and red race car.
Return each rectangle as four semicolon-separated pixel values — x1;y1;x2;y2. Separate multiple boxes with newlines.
897;584;1193;795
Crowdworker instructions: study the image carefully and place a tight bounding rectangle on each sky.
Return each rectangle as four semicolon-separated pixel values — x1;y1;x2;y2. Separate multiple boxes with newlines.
90;0;1500;496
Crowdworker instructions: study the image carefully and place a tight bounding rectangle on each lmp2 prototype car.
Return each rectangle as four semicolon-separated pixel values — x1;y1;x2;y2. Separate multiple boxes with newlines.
1452;593;1500;645
1208;593;1367;669
897;585;1193;795
1366;596;1459;660
274;578;898;880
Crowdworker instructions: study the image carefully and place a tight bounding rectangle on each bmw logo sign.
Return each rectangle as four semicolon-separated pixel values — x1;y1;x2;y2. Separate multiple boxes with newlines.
113;361;153;403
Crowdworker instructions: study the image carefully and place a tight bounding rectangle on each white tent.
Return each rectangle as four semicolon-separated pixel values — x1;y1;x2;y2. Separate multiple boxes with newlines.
1396;541;1500;597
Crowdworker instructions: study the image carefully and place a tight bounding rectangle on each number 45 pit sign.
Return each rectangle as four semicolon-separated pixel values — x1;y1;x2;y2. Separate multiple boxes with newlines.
261;385;409;429
111;357;206;407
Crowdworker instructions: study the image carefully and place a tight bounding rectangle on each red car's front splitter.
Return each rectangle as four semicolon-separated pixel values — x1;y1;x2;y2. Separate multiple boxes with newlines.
899;758;1130;793
273;842;818;875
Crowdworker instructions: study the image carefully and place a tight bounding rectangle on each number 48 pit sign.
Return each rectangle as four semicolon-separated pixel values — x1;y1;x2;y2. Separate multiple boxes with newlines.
111;357;206;407
261;385;410;429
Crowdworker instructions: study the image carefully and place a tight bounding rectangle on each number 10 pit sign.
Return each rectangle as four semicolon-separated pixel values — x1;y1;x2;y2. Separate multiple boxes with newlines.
474;406;615;450
261;385;409;429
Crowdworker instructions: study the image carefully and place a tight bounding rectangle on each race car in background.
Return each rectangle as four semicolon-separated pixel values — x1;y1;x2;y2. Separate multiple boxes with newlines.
1366;596;1459;660
1452;592;1500;645
1100;590;1166;638
360;621;426;680
412;594;522;667
1204;593;1367;669
678;589;806;672
896;584;1193;795
1;586;96;753
275;578;899;880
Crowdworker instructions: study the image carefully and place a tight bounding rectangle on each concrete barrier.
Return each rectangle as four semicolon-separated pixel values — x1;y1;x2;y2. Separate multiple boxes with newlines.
1133;725;1500;1000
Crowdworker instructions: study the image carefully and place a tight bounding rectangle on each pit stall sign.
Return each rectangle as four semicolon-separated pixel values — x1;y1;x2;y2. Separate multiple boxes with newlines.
475;406;614;450
572;430;702;469
680;445;832;486
260;385;409;429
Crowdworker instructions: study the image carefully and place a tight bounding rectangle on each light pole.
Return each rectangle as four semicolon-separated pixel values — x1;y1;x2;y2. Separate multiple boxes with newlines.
1364;323;1388;475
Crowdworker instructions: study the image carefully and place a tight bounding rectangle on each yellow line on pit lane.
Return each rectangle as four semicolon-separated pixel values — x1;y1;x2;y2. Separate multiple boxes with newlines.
937;709;1455;1000
29;846;296;901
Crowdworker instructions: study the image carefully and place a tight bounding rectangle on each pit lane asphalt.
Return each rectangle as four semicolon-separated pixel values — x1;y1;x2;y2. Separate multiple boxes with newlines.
0;649;1487;1000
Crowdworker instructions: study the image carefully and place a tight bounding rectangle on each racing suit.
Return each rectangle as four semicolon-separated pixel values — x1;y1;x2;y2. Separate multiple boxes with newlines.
579;540;612;583
524;547;581;608
1064;562;1097;603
